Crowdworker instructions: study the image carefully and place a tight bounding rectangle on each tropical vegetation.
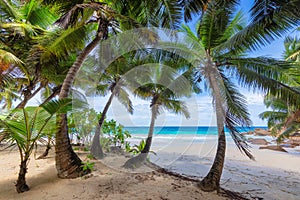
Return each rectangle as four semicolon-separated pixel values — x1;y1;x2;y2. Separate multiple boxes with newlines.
0;0;300;196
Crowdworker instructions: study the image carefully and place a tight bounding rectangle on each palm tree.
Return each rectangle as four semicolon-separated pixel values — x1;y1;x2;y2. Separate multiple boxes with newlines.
123;63;191;168
0;0;62;145
281;32;300;132
89;56;133;159
259;96;290;131
0;99;76;193
0;0;58;109
160;0;300;191
259;95;300;141
40;0;184;178
259;33;300;141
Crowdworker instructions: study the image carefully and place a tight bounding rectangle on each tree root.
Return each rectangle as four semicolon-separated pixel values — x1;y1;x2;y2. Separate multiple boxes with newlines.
123;153;148;169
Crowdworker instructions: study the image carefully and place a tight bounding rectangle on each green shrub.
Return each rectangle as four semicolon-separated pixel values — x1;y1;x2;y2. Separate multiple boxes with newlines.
81;160;95;172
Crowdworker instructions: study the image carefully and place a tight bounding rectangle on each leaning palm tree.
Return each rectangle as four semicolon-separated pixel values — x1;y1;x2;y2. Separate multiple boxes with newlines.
42;0;183;178
160;0;300;191
259;34;300;141
89;57;133;159
0;99;76;193
123;64;191;168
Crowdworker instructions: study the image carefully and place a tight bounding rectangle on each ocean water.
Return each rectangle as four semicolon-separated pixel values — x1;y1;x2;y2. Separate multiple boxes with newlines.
124;126;270;144
124;126;268;136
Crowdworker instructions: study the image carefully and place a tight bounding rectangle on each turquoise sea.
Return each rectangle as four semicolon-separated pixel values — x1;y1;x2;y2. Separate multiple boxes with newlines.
124;126;268;136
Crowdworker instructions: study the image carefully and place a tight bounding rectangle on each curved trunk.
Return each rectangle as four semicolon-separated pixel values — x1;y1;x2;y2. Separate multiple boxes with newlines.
55;19;108;178
198;60;226;192
141;104;158;154
198;130;226;192
90;92;114;159
15;159;30;193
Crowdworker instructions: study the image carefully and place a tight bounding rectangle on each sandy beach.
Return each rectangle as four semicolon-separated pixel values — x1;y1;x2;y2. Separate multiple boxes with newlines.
147;135;300;200
0;135;299;200
0;146;229;200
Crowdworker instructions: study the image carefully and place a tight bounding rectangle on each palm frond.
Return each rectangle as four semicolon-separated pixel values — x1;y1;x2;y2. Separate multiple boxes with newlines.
219;1;300;54
180;0;209;22
0;22;45;38
0;49;24;67
198;0;238;50
0;0;20;20
259;111;288;121
155;0;182;29
41;98;85;115
162;99;190;119
229;57;300;105
115;87;133;114
43;25;88;61
0;49;29;81
219;71;252;127
22;0;58;29
225;113;254;160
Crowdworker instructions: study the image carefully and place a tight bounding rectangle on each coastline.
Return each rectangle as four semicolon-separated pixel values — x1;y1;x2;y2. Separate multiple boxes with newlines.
146;135;300;200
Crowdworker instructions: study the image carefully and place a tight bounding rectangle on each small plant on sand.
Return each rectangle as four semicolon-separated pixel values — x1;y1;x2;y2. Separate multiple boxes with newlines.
81;160;95;172
127;139;146;155
0;99;77;193
86;154;94;159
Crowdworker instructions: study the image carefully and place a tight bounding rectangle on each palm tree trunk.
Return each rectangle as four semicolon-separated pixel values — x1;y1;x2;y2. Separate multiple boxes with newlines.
40;85;62;106
142;104;157;154
90;92;114;159
198;62;226;192
123;104;158;169
15;159;30;193
37;136;52;159
55;19;108;178
16;84;43;109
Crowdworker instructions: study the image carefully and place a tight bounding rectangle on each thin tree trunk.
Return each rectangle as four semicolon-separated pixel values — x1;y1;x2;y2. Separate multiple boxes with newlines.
90;92;114;159
15;159;30;193
141;104;157;154
40;85;62;106
123;103;157;169
55;19;108;178
198;130;226;192
198;59;226;192
37;136;52;159
16;84;43;109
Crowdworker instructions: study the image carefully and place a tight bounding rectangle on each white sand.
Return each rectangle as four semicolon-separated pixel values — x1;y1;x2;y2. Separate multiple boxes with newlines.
146;135;300;200
1;135;299;200
0;146;228;200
